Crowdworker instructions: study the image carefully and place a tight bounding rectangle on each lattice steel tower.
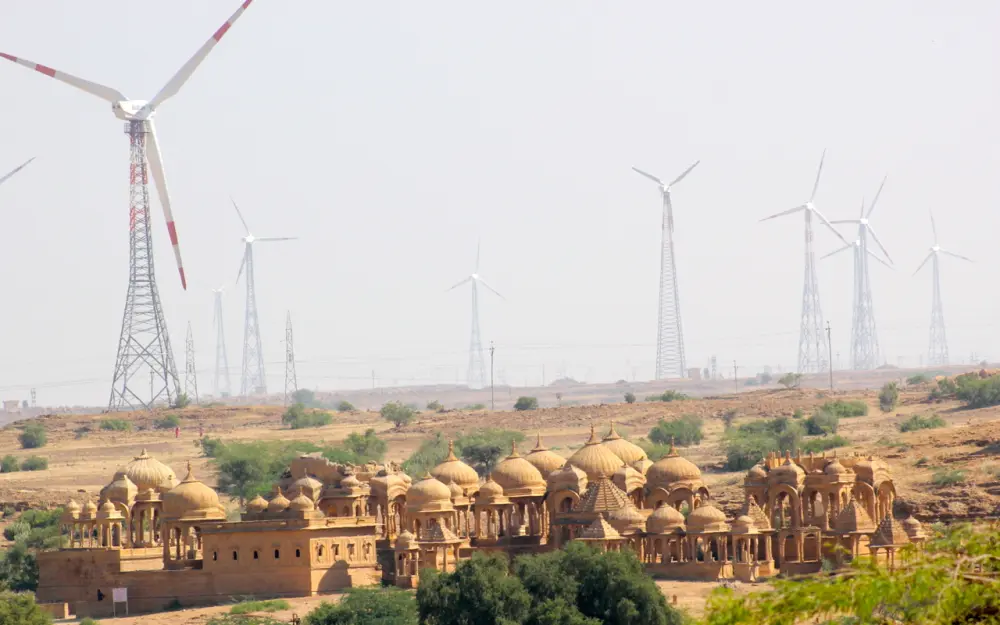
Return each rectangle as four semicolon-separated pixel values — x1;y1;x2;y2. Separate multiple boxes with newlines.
632;162;700;379
915;211;972;367
109;121;180;410
284;311;297;405
212;288;231;398
184;321;199;404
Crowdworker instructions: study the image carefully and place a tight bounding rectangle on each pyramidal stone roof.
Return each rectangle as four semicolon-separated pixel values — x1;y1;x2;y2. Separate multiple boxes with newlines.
574;473;631;514
870;515;911;547
835;496;876;533
743;499;771;530
580;516;621;540
419;523;460;543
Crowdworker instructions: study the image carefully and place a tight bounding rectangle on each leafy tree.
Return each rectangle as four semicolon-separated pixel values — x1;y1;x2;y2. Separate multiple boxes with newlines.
381;401;414;429
341;429;387;462
623;392;636;404
879;381;900;412
0;543;39;592
19;457;47;472
426;400;444;411
305;588;417;625
955;374;1000;408
335;400;356;412
171;392;191;409
291;388;318;407
804;410;839;435
417;552;532;625
648;415;703;447
402;432;450;477
0;591;50;625
723;417;804;470
907;373;929;385
458;429;526;475
18;425;45;450
514;396;539;411
777;372;802;389
0;456;18;473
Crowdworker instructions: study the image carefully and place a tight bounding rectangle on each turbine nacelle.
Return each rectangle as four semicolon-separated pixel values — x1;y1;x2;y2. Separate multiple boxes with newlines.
244;234;256;244
112;100;152;121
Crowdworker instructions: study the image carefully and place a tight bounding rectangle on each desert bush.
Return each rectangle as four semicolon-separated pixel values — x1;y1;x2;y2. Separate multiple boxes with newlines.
426;400;443;411
80;618;101;625
306;587;416;625
212;440;321;504
171;392;191;409
929;376;960;400
792;408;804;419
199;436;226;458
230;599;290;614
100;418;131;432
18;424;46;450
290;388;319;407
514;396;538;411
723;417;804;471
636;441;674;461
154;414;181;430
341;428;387;462
645;390;688;402
19;457;47;472
381;401;415;429
624;392;636;404
403;430;525;477
648;415;704;447
955;374;1000;408
778;373;802;389
800;435;850;453
281;403;333;429
907;373;929;385
722;409;738;430
931;468;966;487
804;410;839;435
0;590;51;625
207;615;282;625
0;456;19;473
899;414;946;433
879;381;900;412
915;457;929;467
463;403;486;411
3;522;28;542
335;400;356;412
819;399;868;418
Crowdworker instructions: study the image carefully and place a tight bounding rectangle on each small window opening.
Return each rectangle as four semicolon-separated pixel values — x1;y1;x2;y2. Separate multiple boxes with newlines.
233;551;238;561
212;551;218;561
253;550;259;560
295;548;301;558
274;549;280;559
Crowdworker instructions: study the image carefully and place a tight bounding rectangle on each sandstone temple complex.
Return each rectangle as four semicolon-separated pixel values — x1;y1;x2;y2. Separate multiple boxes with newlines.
38;425;924;617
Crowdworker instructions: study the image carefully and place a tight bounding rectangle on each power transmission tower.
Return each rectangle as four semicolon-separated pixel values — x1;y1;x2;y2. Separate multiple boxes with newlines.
284;311;297;405
212;288;231;398
184;321;199;404
108;120;180;411
240;242;266;396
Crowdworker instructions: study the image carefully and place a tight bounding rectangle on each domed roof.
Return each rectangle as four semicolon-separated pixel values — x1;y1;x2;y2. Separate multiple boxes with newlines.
82;500;98;517
101;470;138;504
632;458;653;475
340;473;361;489
125;448;177;493
769;454;806;484
430;442;480;493
647;504;685;534
268;489;291;513
447;480;463;499
547;463;588;493
567;426;625;481
406;474;454;512
647;441;702;489
524;434;566;476
686;503;729;532
162;463;225;522
824;457;851;475
292;475;322;495
65;499;81;513
607;503;646;533
747;464;767;480
97;500;122;520
476;475;510;504
601;422;648;465
246;495;268;513
289;493;315;512
730;514;757;534
492;443;546;496
395;530;416;550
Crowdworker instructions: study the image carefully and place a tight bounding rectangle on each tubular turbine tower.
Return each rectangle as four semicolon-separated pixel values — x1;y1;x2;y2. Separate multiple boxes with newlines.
0;2;255;409
632;161;700;379
914;211;972;366
212;287;231;398
447;243;503;389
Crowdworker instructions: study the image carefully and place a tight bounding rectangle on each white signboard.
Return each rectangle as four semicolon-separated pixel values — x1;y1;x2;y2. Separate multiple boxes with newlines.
112;588;127;603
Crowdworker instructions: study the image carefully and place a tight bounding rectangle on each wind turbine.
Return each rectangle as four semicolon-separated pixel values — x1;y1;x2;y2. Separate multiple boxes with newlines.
212;286;231;398
826;179;892;370
914;210;972;366
1;2;255;410
232;199;297;397
632;160;699;379
447;242;503;389
760;150;849;374
0;157;34;189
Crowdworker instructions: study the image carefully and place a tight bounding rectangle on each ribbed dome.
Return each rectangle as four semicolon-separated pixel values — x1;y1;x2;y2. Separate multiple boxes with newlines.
647;443;702;489
747;464;767;480
97;500;120;519
268;489;291;513
431;441;480;493
447;480;463;499
289;494;314;512
82;500;98;518
607;504;647;533
246;495;267;513
824;458;850;475
406;474;453;511
65;499;81;513
125;448;177;493
632;458;653;475
492;443;546;496
291;475;322;497
686;503;729;532
601;422;648;465
730;514;757;534
770;455;806;484
395;530;416;550
341;474;361;489
476;476;510;504
101;470;138;504
567;425;625;481
162;463;225;521
524;434;566;476
647;505;685;534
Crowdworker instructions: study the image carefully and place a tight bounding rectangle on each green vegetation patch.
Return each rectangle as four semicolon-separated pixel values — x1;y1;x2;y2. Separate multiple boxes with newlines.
898;413;946;433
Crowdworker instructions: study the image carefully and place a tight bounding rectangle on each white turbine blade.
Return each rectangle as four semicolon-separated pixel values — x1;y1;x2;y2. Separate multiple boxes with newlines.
820;243;853;260
476;277;504;299
446;276;472;292
230;198;250;234
828;220;859;225
0;52;126;102
812;210;850;246
0;157;35;188
667;160;700;188
913;252;933;276
257;237;298;242
866;248;892;269
475;240;481;273
631;167;663;186
146;121;187;290
809;149;826;203
759;205;805;222
865;175;888;218
929;209;938;243
865;225;893;264
940;249;973;263
138;0;256;118
236;248;247;284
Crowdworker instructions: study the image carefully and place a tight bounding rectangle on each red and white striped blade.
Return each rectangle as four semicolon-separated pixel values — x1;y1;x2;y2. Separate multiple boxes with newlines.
138;0;255;118
0;52;126;102
0;157;35;188
146;121;187;290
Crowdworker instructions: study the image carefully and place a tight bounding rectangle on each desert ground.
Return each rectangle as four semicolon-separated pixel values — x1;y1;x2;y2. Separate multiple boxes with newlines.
2;370;998;622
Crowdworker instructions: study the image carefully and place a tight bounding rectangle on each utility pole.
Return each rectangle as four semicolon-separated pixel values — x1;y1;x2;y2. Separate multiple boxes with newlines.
30;388;36;408
826;322;833;392
733;361;738;393
490;341;495;411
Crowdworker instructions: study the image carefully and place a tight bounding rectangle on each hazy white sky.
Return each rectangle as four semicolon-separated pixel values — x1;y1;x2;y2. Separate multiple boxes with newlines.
0;1;998;405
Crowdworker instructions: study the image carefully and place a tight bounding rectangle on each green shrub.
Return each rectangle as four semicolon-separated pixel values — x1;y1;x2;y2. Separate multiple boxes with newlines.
426;400;443;411
335;400;356;412
930;376;959;400
722;410;738;430
0;456;19;473
645;390;688;402
291;388;319;407
819;400;868;418
199;436;226;458
207;615;283;625
212;440;322;504
230;599;290;614
804;410;839;435
463;404;486;411
899;414;946;433
915;457;929;467
17;424;46;450
154;414;181;430
19;457;47;472
514;396;538;411
100;418;132;432
3;521;29;542
306;588;417;625
381;401;414;429
0;590;51;624
281;403;333;429
648;414;704;447
800;435;850;453
792;408;804;419
171;392;191;408
778;373;803;389
403;429;526;477
931;468;966;487
723;417;805;471
341;429;387;462
955;375;1000;408
879;381;899;412
624;392;636;404
636;441;674;461
80;618;101;625
907;373;929;385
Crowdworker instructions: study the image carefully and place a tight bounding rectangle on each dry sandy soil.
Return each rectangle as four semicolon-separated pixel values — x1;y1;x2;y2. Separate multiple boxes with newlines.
5;371;1000;622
